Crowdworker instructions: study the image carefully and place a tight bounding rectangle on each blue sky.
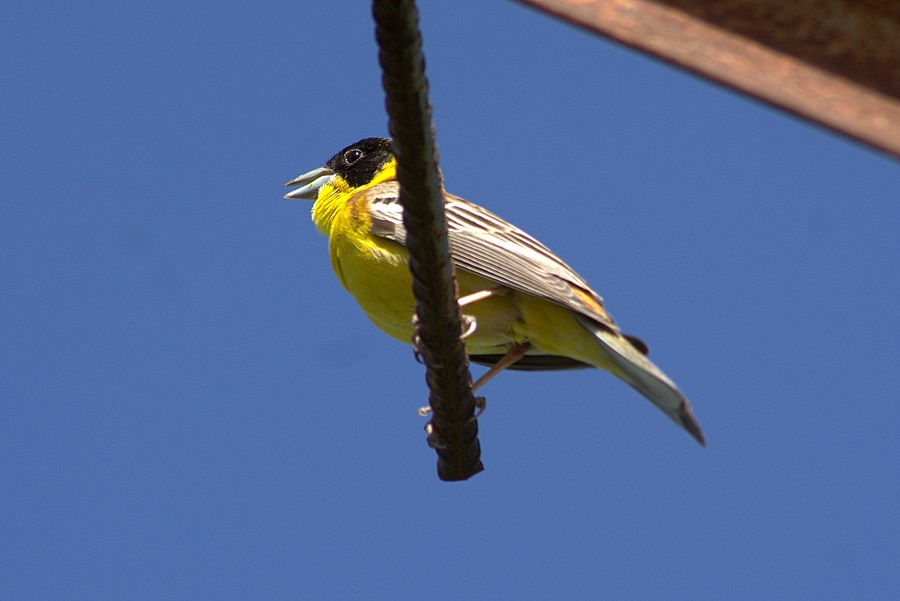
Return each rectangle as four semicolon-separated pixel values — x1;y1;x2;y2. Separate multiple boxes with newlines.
2;1;898;599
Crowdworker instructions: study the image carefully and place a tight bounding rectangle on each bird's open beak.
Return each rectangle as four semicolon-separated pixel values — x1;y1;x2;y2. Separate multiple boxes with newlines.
283;166;335;200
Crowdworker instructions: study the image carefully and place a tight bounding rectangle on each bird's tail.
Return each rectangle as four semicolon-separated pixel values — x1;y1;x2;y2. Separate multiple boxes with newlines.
574;315;706;446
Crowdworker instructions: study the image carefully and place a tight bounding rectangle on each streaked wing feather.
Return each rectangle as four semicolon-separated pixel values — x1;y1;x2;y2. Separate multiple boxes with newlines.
366;182;616;329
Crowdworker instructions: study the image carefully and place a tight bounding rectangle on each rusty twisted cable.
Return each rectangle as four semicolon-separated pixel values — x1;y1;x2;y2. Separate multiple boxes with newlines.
372;0;484;480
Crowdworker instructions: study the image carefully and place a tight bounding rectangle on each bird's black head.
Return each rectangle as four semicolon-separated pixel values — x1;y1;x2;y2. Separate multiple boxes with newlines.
325;137;395;188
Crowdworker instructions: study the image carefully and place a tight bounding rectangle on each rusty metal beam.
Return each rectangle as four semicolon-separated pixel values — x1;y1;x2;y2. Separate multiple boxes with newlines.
512;0;900;158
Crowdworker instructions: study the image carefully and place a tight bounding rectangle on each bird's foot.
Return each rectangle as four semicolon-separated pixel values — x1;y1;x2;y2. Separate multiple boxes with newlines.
417;395;485;421
460;313;477;339
470;396;486;421
410;314;425;364
423;421;446;449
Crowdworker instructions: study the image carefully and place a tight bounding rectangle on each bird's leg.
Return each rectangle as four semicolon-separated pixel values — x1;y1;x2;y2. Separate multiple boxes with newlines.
456;286;510;339
417;340;526;419
415;287;513;419
457;287;508;308
412;286;509;348
455;342;530;421
472;341;530;392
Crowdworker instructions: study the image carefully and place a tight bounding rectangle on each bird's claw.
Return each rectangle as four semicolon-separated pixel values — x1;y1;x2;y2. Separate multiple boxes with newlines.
460;314;477;339
417;395;485;422
411;314;425;362
424;421;446;449
412;312;477;346
470;396;487;421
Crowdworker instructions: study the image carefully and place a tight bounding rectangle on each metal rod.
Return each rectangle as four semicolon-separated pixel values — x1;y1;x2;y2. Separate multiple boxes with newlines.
372;0;484;480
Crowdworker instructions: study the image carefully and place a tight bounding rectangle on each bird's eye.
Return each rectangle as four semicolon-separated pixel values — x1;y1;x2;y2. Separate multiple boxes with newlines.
343;149;363;165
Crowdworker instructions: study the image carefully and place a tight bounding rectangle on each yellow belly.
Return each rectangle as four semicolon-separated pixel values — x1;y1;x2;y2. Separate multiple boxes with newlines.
329;230;614;371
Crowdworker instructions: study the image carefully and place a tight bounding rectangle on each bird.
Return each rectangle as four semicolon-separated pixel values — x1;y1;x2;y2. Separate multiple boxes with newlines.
284;137;705;445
